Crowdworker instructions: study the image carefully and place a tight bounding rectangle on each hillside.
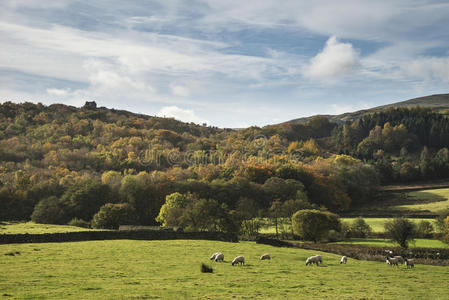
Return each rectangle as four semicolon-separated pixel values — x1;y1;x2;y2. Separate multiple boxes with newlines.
284;93;449;125
2;97;449;228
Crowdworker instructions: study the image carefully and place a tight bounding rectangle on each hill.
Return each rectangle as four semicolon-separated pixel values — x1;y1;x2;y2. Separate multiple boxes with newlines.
284;93;449;125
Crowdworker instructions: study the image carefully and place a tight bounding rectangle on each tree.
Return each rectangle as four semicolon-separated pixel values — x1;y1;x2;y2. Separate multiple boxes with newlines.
415;220;434;238
443;216;449;244
156;192;190;226
348;217;372;238
91;203;137;229
384;218;416;248
291;209;340;243
31;196;68;224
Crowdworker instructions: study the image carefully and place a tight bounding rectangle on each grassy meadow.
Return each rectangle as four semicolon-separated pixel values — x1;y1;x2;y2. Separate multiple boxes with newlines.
393;188;449;213
1;239;449;299
340;218;438;233
333;238;448;249
0;221;99;234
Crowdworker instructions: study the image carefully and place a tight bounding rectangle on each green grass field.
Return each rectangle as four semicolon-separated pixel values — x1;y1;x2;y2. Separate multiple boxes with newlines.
341;218;438;233
0;221;99;234
393;188;449;212
1;240;449;299
333;238;449;249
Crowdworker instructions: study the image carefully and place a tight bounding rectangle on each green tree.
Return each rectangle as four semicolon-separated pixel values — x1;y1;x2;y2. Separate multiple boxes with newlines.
292;209;340;243
91;203;137;229
349;217;372;238
384;218;416;248
31;196;68;224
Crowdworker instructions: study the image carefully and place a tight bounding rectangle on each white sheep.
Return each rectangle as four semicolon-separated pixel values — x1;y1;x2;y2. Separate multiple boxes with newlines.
340;256;347;264
210;252;220;260
314;255;322;265
260;253;271;260
232;255;245;266
386;256;400;268
305;255;321;266
215;253;224;262
405;258;414;268
393;255;404;264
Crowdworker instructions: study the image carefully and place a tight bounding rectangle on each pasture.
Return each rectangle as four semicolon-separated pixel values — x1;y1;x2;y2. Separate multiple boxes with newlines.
0;221;98;234
333;238;449;249
393;188;449;213
1;240;449;299
340;218;438;233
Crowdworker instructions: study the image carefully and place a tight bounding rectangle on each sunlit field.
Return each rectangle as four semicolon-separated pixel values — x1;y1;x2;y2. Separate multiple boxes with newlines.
0;221;99;234
393;188;449;213
340;218;438;233
1;240;449;299
333;238;448;249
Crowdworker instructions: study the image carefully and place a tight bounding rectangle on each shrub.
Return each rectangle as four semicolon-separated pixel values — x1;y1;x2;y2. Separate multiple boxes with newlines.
91;203;137;229
436;209;449;233
291;209;340;243
68;218;90;228
384;218;416;248
443;216;449;244
31;196;68;225
416;220;434;238
348;217;372;238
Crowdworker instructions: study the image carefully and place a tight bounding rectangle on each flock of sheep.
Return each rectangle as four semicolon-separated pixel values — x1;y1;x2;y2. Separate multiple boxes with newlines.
209;251;415;269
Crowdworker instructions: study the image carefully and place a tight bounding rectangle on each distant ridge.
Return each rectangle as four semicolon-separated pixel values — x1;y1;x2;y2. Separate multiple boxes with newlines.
283;93;449;125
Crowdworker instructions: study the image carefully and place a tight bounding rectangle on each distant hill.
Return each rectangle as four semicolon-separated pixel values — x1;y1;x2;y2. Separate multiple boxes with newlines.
284;93;449;125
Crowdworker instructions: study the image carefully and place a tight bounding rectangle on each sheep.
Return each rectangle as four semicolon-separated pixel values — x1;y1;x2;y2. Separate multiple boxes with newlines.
393;255;404;264
386;256;400;268
210;252;220;260
405;258;415;268
305;255;321;266
340;256;347;264
232;255;245;266
314;255;322;265
260;253;271;260
215;253;224;262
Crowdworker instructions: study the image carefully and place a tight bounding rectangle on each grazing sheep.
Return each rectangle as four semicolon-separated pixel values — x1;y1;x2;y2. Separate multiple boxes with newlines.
201;263;213;273
305;255;321;266
314;255;322;265
215;253;224;262
340;256;347;264
405;258;414;268
260;253;271;260
393;255;404;264
210;252;220;260
232;255;245;266
386;256;400;268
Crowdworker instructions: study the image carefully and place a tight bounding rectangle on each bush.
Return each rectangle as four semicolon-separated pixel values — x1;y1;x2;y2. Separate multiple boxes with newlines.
31;196;68;225
291;209;340;243
384;218;416;248
348;217;372;238
91;203;137;229
443;216;449;244
68;218;90;228
416;220;434;238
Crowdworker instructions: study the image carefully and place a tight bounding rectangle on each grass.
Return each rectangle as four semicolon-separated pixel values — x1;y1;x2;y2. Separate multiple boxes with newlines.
393;188;449;213
1;240;449;299
333;238;449;249
0;221;99;234
340;218;438;233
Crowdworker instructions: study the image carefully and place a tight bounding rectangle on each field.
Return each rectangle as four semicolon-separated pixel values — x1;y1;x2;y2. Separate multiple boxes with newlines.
350;187;449;216
340;218;438;233
0;222;98;234
393;188;449;213
1;240;449;299
333;238;449;249
259;217;438;235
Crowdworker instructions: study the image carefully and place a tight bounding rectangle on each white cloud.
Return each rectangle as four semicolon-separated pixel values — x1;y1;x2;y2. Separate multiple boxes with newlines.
170;84;190;97
402;56;449;82
46;88;70;96
157;106;209;125
304;36;360;82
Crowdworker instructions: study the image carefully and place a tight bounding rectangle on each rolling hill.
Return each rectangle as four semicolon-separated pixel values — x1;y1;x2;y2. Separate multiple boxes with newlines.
283;93;449;125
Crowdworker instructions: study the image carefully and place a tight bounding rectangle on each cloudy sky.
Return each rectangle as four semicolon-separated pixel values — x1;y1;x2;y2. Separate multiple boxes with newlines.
1;1;449;128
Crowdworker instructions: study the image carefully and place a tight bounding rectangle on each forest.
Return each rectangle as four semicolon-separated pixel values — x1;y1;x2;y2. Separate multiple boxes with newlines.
2;101;449;231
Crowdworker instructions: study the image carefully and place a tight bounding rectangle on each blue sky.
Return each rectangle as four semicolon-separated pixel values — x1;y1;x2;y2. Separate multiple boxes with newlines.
1;0;449;128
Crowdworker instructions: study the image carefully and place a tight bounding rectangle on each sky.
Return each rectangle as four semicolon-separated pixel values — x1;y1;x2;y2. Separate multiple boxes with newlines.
1;1;449;128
